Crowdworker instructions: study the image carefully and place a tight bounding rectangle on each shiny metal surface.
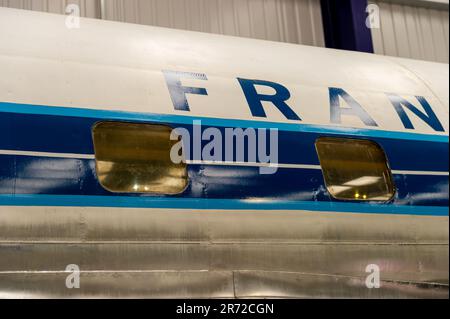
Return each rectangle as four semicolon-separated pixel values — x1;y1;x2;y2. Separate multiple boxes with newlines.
0;207;448;298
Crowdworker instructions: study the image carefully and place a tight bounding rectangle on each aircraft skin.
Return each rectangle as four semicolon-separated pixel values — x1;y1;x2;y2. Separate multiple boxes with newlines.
0;8;448;298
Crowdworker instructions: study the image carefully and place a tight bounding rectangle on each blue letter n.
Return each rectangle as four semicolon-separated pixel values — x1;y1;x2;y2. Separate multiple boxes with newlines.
387;94;445;132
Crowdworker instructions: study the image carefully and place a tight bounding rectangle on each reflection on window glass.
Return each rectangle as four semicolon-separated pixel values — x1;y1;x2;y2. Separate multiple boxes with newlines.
315;137;395;201
92;122;188;195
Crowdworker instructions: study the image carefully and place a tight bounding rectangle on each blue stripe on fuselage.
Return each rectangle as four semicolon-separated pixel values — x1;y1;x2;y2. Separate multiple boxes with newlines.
0;101;448;213
0;102;448;172
0;155;448;208
1;101;448;142
0;194;447;216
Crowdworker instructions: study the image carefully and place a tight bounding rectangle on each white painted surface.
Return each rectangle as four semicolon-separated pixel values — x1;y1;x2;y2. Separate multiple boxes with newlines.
371;0;449;63
0;7;448;136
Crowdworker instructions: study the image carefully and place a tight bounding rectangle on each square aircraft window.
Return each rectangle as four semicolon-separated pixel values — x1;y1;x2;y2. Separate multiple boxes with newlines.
92;122;188;195
315;137;395;202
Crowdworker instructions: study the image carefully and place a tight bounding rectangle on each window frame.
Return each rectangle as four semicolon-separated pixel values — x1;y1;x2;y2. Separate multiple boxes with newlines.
315;137;396;203
92;121;189;195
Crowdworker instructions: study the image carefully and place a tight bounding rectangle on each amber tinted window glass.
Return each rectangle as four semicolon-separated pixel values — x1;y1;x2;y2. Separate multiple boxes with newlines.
93;122;188;194
315;138;395;201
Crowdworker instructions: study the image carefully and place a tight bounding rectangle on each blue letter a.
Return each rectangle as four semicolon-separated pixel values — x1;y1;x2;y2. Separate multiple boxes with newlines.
329;88;378;127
